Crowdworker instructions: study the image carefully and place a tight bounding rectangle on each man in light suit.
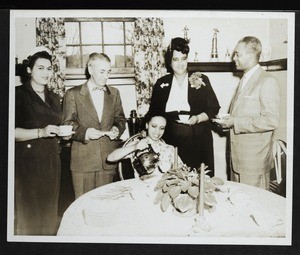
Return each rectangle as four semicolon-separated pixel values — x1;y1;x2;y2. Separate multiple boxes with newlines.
217;36;280;190
62;53;126;198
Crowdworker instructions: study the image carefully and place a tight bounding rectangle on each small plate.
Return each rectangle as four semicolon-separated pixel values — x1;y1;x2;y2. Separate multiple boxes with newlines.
102;131;114;136
57;131;75;137
211;118;226;124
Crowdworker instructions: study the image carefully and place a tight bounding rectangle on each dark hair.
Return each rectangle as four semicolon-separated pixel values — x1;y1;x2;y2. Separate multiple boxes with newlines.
20;51;52;84
165;37;190;73
143;110;167;126
238;36;262;61
85;52;111;79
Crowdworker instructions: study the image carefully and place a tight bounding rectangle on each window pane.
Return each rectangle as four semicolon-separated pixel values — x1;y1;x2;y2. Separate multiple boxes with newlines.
104;46;124;68
65;22;80;44
66;46;81;68
81;22;102;44
125;46;133;67
125;22;134;44
82;46;103;67
103;22;124;44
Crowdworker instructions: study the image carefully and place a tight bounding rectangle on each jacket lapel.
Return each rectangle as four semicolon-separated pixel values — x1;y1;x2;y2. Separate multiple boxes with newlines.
78;82;99;122
162;74;173;102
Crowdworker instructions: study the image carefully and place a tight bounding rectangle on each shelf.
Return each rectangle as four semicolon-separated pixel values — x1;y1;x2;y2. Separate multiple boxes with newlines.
188;58;287;73
15;58;287;76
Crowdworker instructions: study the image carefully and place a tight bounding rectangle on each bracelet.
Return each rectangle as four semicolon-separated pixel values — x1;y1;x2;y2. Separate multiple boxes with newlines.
38;128;42;138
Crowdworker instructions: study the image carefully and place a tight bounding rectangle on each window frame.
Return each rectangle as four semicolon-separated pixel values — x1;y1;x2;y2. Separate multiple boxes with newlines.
64;17;135;80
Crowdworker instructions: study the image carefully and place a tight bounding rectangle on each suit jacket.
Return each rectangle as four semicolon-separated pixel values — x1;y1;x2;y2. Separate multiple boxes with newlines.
229;66;280;175
62;82;126;173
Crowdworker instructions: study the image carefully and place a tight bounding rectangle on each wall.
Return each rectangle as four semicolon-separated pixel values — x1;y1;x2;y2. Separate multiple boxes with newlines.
15;18;36;63
163;18;270;62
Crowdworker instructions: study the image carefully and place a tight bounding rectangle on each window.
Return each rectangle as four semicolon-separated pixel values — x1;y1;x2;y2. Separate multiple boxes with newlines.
65;18;135;79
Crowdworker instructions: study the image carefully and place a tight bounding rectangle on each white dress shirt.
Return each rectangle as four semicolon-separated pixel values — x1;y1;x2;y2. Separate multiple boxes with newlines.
165;74;191;112
241;64;260;90
88;81;105;121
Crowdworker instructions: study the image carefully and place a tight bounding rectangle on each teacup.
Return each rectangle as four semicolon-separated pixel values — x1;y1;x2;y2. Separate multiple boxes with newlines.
59;125;73;136
178;114;190;122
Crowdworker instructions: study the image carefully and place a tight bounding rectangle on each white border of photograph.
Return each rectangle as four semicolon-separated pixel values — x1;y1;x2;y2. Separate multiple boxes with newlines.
8;9;295;245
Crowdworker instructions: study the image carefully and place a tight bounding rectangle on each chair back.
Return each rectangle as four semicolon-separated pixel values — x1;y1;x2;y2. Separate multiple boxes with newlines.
270;140;287;197
118;133;144;180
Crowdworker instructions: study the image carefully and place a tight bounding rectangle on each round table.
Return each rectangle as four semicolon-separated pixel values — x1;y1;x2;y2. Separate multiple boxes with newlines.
57;176;286;241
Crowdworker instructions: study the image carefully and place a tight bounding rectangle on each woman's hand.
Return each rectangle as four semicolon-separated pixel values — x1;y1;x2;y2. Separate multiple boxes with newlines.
187;113;209;125
40;125;60;138
187;115;199;125
135;139;149;151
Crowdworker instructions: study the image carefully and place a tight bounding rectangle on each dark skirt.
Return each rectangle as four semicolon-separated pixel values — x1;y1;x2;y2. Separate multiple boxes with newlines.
15;154;61;235
163;118;215;177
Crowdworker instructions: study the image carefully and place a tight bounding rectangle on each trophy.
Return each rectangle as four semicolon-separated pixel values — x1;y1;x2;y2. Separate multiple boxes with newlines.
194;51;199;62
183;25;191;43
210;28;219;62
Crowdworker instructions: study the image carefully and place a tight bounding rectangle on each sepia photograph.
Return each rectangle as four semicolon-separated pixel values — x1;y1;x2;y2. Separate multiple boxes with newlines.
7;9;295;246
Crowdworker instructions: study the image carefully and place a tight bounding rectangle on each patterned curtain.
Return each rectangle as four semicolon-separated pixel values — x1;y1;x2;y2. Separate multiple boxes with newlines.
36;18;66;99
133;18;167;117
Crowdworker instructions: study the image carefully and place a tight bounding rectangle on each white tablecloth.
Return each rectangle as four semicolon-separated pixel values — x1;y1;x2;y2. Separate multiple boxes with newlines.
57;176;286;238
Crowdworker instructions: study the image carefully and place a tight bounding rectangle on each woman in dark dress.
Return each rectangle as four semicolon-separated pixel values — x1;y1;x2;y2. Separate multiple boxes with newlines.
15;49;62;235
148;37;220;176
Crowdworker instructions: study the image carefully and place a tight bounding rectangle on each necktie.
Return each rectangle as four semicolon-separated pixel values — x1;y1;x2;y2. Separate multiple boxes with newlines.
93;86;106;91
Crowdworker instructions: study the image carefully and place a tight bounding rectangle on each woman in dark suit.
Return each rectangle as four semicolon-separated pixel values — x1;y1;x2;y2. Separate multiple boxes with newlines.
15;48;62;235
148;37;220;176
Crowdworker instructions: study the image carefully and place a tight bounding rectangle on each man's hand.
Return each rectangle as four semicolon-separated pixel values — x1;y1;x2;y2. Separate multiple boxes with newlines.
214;116;234;129
107;126;119;140
85;128;105;140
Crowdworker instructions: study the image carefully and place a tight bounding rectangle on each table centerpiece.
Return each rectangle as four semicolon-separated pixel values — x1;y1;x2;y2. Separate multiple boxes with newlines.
153;163;225;216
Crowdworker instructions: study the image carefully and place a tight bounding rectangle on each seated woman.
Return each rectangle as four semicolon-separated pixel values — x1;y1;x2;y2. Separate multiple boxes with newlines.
107;112;183;180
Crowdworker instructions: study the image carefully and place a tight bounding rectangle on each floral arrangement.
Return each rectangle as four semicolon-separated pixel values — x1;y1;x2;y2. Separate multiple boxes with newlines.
189;72;206;89
153;164;224;215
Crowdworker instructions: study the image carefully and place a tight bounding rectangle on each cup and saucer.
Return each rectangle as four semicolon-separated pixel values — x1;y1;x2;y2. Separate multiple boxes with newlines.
176;114;190;124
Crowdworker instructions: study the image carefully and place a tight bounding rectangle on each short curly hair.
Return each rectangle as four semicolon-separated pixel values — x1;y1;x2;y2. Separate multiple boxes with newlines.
20;51;52;84
165;37;190;73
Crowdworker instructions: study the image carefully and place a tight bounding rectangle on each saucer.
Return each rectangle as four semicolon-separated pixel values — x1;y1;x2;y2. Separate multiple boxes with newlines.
211;118;226;124
58;131;74;137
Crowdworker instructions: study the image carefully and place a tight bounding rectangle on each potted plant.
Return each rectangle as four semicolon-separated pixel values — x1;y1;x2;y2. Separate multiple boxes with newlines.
153;164;225;216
